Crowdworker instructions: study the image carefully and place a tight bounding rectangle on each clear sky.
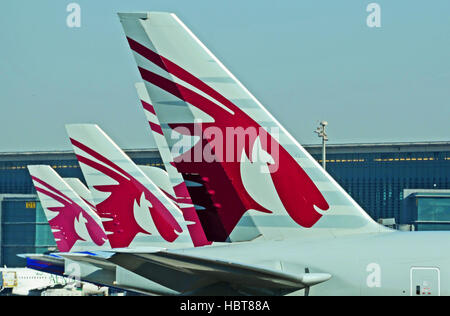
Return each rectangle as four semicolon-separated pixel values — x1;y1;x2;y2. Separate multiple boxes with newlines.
0;0;449;152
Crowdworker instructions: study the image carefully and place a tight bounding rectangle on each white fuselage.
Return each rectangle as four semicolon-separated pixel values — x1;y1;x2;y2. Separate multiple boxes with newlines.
0;268;70;296
171;230;450;296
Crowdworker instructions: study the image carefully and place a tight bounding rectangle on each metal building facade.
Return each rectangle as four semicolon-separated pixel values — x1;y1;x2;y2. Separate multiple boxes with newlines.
307;142;450;221
0;195;55;267
0;142;449;266
1;142;449;221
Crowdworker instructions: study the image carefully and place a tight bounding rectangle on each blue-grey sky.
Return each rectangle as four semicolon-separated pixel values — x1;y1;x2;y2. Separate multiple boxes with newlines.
1;0;449;152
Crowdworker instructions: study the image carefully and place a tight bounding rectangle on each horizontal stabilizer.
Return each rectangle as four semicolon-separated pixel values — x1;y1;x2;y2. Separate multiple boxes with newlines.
60;252;117;271
93;250;331;295
60;252;181;296
17;253;64;266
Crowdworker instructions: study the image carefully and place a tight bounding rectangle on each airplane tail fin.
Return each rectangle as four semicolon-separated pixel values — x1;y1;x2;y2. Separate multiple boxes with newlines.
65;124;194;249
136;82;261;243
119;12;385;241
63;178;95;207
27;165;110;252
135;83;212;246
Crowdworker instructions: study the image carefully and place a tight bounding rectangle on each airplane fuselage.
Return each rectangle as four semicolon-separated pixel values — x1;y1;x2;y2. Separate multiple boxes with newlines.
174;230;450;295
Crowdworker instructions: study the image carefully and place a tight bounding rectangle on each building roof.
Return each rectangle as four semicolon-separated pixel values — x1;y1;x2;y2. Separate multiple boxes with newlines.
403;189;450;199
304;141;450;155
1;141;449;162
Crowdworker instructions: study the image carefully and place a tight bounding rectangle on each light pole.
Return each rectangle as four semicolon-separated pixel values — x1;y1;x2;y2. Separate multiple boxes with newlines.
314;121;328;170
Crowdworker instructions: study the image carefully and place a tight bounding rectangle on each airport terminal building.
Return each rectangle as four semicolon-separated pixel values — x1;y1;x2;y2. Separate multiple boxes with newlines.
1;141;449;266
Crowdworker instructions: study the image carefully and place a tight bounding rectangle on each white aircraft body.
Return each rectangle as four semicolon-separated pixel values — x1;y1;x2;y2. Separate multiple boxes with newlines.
0;267;71;296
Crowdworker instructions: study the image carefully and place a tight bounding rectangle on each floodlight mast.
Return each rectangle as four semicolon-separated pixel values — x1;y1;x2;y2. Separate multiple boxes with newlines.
314;121;328;170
